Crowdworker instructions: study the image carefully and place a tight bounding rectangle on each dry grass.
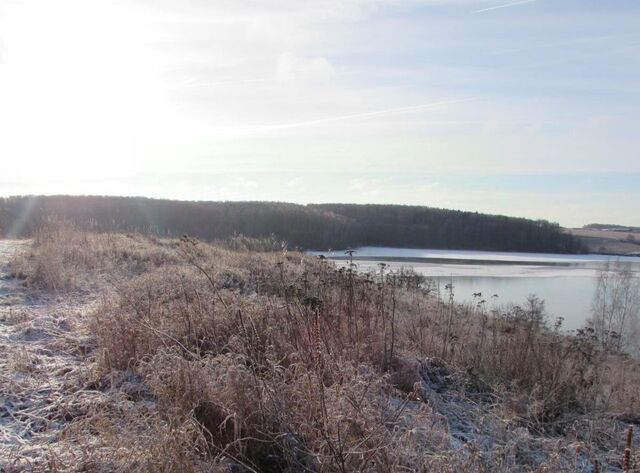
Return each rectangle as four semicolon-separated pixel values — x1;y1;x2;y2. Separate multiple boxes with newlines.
10;220;179;292
4;226;640;472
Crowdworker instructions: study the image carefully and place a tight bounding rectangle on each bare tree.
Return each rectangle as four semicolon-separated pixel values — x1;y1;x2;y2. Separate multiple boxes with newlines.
589;261;640;353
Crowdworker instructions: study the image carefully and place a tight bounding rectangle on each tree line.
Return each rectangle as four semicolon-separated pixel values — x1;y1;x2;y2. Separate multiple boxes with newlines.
0;195;586;253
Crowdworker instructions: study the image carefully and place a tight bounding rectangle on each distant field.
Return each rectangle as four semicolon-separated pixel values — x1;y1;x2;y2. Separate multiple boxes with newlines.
568;228;640;255
571;228;639;240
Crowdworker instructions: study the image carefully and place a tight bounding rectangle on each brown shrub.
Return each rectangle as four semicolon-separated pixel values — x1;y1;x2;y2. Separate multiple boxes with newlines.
13;228;640;472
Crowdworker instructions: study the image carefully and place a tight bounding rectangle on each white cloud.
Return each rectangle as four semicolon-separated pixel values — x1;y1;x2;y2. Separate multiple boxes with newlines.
276;53;337;86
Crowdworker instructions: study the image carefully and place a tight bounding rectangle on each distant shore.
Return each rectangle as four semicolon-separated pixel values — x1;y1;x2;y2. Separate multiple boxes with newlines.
568;227;640;256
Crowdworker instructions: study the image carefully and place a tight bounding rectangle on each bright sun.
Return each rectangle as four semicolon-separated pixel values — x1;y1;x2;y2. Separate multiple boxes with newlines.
0;0;175;188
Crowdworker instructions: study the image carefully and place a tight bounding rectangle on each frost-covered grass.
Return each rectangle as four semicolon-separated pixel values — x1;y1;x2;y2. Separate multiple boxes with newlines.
1;229;639;472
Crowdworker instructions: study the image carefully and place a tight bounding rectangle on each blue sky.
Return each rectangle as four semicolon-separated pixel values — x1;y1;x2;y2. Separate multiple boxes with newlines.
0;0;638;226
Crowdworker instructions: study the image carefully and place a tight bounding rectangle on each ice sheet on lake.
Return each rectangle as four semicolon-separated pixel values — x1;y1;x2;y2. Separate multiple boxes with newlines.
311;246;640;265
341;260;598;278
308;246;640;330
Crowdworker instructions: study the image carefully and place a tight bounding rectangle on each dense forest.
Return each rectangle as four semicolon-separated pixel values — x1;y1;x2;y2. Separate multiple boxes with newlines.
0;195;585;253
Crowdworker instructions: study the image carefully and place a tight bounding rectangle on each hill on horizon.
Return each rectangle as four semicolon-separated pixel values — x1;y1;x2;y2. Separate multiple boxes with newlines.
0;195;585;254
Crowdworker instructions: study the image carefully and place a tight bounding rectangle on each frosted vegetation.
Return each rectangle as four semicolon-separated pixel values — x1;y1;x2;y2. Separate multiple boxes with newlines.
1;226;639;472
315;247;640;331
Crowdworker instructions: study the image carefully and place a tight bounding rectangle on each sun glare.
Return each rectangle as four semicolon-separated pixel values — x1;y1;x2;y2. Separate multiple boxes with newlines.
0;0;173;187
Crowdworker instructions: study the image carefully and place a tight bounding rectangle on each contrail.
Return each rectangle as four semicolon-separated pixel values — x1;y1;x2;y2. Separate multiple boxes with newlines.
167;77;269;90
474;0;537;13
257;98;477;131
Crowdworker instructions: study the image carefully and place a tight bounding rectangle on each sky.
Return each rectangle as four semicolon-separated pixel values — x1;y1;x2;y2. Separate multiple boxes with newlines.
0;0;638;227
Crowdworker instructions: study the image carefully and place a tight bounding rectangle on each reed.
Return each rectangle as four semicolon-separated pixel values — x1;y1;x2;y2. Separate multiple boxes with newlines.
6;225;640;472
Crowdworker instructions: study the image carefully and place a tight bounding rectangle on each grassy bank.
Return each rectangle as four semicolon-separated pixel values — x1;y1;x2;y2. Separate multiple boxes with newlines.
3;227;639;472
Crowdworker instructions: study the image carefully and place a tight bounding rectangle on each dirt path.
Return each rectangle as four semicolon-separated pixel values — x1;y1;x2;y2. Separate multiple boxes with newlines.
0;241;102;470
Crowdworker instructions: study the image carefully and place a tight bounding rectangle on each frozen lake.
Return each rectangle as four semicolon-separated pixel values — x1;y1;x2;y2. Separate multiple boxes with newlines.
310;247;640;331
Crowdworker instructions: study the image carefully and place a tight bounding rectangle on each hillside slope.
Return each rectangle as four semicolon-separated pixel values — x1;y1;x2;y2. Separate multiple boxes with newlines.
569;228;640;255
0;195;585;254
1;230;637;472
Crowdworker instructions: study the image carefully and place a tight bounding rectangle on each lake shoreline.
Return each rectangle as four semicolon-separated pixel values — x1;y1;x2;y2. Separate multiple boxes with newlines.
311;246;640;331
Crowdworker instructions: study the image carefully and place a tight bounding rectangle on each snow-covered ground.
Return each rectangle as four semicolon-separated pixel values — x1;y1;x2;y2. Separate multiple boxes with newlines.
0;241;103;469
